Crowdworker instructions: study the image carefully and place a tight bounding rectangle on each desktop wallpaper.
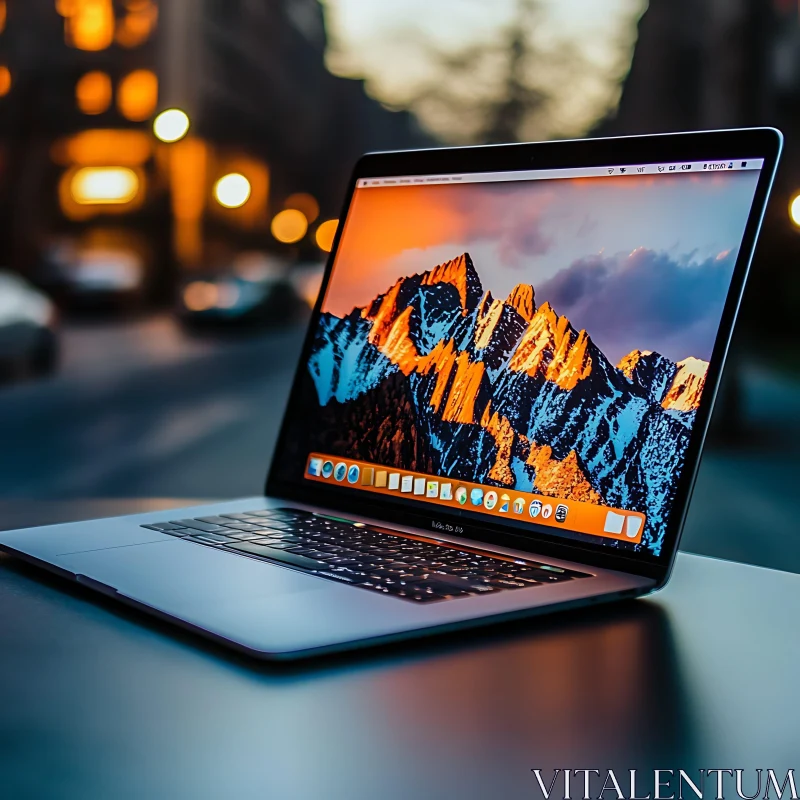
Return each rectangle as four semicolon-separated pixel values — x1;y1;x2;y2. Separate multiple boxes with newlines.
287;170;760;555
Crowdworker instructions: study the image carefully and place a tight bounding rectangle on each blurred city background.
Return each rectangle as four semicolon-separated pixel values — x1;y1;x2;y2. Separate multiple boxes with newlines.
0;0;799;573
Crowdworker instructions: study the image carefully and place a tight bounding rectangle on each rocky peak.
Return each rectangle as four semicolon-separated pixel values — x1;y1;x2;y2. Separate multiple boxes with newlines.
662;357;708;412
507;302;593;389
440;351;490;424
618;349;653;380
506;283;536;322
420;252;483;314
618;349;678;405
473;291;502;350
473;290;527;375
476;290;496;318
361;254;477;366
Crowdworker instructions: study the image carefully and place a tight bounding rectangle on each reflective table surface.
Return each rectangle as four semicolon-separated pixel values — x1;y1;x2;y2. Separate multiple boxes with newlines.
1;501;797;799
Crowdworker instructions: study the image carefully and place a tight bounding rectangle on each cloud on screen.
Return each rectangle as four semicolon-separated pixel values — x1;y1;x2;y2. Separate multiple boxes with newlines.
538;247;737;363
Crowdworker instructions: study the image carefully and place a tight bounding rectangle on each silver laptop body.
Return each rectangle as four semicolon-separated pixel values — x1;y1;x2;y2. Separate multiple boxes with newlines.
0;129;781;659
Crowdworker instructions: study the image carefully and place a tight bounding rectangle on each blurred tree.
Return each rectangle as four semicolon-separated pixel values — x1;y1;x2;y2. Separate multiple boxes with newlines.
399;0;632;145
407;0;558;144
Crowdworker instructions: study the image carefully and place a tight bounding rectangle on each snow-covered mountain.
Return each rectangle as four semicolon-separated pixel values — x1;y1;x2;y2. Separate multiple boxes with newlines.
618;349;678;404
306;252;709;554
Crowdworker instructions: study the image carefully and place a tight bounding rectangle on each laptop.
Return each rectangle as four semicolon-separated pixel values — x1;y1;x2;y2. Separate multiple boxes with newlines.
0;128;782;659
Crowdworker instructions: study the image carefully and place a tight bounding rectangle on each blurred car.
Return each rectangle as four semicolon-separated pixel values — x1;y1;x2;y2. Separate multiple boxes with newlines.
36;240;147;313
0;271;59;383
177;253;308;330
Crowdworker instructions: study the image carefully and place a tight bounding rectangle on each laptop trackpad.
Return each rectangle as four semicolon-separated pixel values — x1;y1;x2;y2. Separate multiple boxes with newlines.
58;538;325;607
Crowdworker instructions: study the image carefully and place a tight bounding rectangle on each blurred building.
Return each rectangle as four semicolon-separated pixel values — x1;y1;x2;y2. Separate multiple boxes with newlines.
157;0;430;269
0;0;430;303
601;0;800;347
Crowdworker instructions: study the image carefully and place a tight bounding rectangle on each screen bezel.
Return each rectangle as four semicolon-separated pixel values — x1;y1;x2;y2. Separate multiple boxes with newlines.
266;128;783;582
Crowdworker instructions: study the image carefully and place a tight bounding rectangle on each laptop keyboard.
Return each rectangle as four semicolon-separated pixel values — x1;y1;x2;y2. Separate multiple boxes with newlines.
141;508;592;603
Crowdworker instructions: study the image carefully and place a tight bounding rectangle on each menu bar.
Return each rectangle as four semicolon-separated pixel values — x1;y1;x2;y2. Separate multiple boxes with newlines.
356;158;763;188
305;453;646;545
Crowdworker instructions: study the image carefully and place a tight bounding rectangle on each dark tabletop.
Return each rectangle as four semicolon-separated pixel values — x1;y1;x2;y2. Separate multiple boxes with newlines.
1;500;798;800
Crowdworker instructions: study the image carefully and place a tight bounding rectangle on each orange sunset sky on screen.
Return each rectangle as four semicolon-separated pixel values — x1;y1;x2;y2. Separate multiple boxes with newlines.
323;184;467;314
320;171;759;327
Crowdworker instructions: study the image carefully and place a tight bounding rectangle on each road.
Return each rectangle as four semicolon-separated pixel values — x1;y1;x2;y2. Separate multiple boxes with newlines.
1;315;799;573
0;317;305;500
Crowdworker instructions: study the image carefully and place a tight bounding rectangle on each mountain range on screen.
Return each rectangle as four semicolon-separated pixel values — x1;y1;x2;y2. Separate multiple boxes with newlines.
306;253;708;554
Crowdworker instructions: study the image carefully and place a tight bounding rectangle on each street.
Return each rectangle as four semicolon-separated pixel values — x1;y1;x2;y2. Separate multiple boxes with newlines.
0;316;306;500
1;315;799;573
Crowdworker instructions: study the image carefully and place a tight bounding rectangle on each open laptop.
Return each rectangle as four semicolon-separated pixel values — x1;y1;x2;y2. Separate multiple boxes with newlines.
0;129;782;659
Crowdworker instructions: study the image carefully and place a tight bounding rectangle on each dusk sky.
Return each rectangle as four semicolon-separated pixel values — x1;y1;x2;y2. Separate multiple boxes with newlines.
322;169;760;364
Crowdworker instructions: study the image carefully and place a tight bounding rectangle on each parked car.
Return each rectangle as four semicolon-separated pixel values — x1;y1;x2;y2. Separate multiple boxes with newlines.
36;240;147;313
177;254;308;330
0;271;59;383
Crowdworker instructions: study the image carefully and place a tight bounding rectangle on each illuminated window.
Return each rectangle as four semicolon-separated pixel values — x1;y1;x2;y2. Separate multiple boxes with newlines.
60;0;115;52
0;1;7;35
75;71;112;115
117;70;158;121
0;66;11;98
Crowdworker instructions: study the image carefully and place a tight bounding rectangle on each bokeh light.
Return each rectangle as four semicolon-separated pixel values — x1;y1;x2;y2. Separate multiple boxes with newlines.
315;219;339;252
271;209;308;244
0;65;10;98
183;281;218;312
61;0;115;52
284;192;319;223
214;173;252;209
75;71;111;114
153;108;190;143
53;130;152;167
117;69;158;121
70;166;139;205
115;0;158;48
790;194;800;228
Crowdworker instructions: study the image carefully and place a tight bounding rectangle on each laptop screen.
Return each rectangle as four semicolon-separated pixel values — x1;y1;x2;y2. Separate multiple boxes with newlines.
276;157;763;558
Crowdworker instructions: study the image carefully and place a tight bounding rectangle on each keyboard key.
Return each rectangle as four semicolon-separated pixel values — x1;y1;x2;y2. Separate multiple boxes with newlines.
488;578;528;589
142;508;592;604
372;568;411;579
253;510;306;520
187;533;233;544
142;525;192;536
252;522;294;531
513;569;572;583
302;550;334;560
317;570;371;585
221;522;266;531
252;541;295;550
225;543;327;570
171;519;228;533
261;533;303;543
